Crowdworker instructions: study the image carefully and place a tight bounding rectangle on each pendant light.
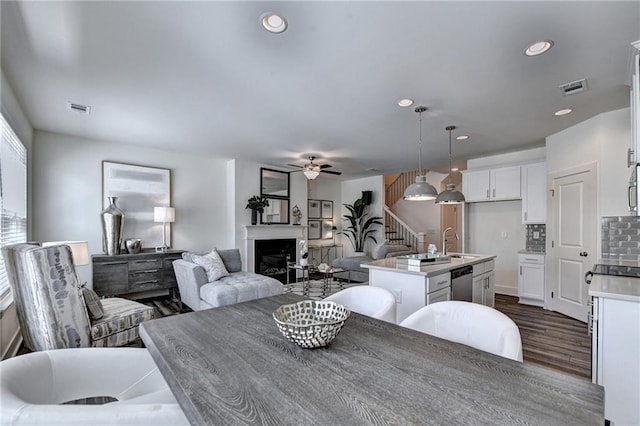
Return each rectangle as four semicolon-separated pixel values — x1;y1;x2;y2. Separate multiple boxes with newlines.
435;125;466;204
403;106;438;201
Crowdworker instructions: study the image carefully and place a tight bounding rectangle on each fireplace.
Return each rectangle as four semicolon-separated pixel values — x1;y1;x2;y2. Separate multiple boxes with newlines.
255;239;296;283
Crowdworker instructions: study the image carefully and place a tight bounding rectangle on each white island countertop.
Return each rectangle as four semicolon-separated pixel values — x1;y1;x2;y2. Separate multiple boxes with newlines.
589;275;640;303
362;253;496;278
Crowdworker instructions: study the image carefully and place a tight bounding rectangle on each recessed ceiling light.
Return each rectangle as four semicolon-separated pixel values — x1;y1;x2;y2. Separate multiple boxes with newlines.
525;40;554;57
451;167;459;172
555;108;573;116
398;98;414;107
456;135;469;141
261;12;287;33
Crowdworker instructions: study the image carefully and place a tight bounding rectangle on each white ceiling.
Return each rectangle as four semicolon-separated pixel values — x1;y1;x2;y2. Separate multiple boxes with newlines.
2;1;639;179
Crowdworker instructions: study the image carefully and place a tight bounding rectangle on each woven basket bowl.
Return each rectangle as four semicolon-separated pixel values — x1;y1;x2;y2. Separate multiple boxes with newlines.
273;300;351;348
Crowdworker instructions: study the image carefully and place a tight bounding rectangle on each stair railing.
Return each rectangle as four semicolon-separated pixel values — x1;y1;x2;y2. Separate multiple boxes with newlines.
383;205;427;253
385;170;422;207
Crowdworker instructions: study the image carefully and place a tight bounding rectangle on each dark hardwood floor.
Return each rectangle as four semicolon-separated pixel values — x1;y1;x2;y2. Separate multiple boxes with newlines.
494;294;592;380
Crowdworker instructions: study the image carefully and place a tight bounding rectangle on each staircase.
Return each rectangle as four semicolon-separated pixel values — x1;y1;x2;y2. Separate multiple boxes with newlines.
383;171;428;252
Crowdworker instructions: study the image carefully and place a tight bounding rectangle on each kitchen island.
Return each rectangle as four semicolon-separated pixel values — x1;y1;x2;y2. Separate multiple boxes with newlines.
363;253;496;323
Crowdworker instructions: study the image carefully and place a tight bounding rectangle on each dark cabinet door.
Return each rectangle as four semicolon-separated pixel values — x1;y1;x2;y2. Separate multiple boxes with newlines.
93;261;129;296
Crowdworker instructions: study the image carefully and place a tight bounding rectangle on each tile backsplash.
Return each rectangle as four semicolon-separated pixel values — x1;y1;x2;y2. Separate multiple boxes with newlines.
525;224;546;252
601;216;640;260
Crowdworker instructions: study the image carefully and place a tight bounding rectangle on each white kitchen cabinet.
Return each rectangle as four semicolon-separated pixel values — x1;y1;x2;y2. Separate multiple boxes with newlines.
591;295;640;425
472;260;495;307
518;253;545;306
628;42;640;167
521;162;547;224
462;166;521;202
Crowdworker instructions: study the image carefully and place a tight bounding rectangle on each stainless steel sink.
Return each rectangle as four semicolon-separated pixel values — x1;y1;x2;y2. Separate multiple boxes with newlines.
449;254;478;259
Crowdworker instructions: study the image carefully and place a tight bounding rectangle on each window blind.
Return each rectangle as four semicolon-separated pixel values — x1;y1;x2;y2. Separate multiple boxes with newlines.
0;114;27;297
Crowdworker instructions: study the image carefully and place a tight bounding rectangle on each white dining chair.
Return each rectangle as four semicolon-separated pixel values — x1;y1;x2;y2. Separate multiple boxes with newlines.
0;347;189;425
324;285;397;323
400;301;523;362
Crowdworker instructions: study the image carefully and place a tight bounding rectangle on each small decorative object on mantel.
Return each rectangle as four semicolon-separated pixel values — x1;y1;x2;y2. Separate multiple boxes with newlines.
291;204;302;225
272;300;351;348
100;196;125;255
246;195;270;225
299;240;308;266
125;238;142;254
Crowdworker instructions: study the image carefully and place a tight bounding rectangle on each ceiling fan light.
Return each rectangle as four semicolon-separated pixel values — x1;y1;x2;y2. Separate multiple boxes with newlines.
403;176;438;201
303;169;319;180
435;183;466;204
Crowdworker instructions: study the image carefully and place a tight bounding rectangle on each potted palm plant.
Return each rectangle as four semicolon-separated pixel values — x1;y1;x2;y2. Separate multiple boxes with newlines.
339;196;383;254
246;195;270;225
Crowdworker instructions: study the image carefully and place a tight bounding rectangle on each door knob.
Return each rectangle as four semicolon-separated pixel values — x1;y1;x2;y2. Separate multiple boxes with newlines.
579;251;588;257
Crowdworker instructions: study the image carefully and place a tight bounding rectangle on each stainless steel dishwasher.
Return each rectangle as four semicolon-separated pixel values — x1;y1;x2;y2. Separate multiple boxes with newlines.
450;265;473;301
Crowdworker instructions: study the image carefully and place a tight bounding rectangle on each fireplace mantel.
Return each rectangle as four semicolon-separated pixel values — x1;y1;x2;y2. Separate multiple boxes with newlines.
244;225;306;273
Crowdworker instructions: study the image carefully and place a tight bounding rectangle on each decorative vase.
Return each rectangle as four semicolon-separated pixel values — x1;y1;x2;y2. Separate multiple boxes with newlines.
251;209;258;225
101;196;125;255
125;238;142;254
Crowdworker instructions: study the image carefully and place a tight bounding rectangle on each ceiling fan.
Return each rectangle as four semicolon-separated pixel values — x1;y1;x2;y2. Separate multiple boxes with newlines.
288;155;342;180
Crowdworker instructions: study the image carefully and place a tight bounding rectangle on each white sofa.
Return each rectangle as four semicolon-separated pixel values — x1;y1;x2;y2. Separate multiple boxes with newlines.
332;242;416;282
172;249;283;311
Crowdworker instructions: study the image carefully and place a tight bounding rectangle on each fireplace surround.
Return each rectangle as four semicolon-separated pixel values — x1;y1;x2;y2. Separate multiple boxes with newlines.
244;225;306;280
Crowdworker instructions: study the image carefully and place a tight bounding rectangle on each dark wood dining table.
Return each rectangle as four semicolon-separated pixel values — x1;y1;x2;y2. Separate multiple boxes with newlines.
140;293;604;425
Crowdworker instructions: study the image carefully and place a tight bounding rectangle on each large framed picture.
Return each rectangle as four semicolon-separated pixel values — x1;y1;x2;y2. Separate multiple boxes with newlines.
322;220;333;240
102;161;171;250
321;200;333;219
308;199;321;219
308;220;321;240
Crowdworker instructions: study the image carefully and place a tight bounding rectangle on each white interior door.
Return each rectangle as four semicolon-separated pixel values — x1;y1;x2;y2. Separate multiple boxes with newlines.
547;163;597;322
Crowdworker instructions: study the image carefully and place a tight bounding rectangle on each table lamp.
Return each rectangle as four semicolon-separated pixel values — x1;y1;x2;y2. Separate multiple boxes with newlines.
154;206;175;252
332;226;338;246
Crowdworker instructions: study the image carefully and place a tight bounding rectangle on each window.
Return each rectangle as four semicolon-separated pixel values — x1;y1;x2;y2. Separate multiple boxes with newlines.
0;113;27;297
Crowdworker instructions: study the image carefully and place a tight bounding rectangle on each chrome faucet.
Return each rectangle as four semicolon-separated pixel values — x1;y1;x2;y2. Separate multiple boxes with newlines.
442;227;459;256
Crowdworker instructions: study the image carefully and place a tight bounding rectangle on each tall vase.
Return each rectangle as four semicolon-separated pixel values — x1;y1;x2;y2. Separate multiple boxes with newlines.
251;209;258;225
101;196;125;255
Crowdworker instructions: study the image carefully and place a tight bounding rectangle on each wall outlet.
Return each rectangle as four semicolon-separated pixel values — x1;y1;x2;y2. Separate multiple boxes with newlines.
501;231;508;239
390;288;402;303
533;231;540;240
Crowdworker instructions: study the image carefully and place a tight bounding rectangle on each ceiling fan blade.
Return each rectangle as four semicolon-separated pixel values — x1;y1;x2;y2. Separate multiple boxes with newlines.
319;164;333;169
320;170;342;175
287;164;304;169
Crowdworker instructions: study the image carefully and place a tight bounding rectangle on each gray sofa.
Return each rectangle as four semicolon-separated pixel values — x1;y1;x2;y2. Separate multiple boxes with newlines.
332;243;416;282
173;249;283;311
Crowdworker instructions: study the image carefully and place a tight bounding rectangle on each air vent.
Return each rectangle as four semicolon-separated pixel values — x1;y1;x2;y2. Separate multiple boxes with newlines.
67;102;91;115
559;79;588;96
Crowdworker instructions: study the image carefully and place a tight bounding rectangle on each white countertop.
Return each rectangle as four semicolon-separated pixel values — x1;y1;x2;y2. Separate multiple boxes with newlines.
518;250;545;255
362;253;496;277
589;273;640;303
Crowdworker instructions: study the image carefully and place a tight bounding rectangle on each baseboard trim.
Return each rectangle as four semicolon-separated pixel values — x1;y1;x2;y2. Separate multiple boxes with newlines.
2;328;23;360
495;285;518;297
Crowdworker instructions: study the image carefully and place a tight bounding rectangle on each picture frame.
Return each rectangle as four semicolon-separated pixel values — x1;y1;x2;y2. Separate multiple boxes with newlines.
102;161;171;250
322;220;333;240
321;200;333;219
308;199;321;219
308;220;321;240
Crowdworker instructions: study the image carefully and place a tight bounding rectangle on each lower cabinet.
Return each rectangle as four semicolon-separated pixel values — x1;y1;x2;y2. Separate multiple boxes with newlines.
472;260;495;307
92;250;183;298
518;253;545;306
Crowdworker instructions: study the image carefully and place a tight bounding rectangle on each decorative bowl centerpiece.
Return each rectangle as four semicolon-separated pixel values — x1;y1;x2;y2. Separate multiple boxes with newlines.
272;300;351;348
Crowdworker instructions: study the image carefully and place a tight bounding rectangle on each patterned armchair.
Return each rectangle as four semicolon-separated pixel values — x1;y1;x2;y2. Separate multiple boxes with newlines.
2;243;155;351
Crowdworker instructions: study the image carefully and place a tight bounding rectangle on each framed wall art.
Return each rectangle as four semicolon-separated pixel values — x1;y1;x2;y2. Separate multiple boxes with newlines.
322;220;333;240
102;161;171;250
321;200;333;219
308;199;321;219
308;220;321;240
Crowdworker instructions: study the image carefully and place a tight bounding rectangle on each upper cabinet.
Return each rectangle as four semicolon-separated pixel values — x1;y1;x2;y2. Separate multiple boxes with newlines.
629;41;640;167
463;165;521;202
521;162;547;224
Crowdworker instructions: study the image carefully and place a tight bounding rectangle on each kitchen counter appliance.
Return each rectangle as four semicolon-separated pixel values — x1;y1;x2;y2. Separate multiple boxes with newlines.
451;265;473;302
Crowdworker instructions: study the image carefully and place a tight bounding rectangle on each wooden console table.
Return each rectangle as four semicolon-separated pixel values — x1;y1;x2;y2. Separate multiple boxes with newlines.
92;250;183;298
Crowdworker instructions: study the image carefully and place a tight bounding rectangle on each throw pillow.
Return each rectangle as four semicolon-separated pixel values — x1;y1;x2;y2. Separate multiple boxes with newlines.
371;241;388;260
193;248;229;282
81;286;104;320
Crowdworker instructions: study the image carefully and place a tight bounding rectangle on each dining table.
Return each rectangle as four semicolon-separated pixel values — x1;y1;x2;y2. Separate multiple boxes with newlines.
139;293;604;425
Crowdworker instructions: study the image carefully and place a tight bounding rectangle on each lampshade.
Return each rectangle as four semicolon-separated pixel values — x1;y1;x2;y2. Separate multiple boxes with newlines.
154;206;175;223
403;176;438;201
303;169;319;180
43;241;90;266
404;106;438;201
435;125;466;204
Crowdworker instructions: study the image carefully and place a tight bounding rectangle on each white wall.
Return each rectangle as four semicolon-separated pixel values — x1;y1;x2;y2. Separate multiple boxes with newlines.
391;171;446;247
468;200;525;296
1;70;33;359
340;175;384;257
467;147;546;169
32;130;229;286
